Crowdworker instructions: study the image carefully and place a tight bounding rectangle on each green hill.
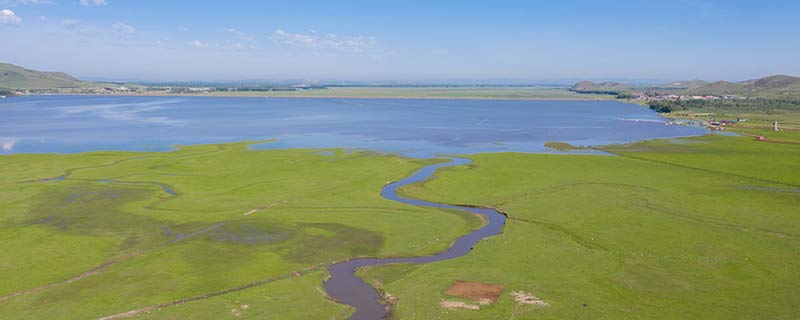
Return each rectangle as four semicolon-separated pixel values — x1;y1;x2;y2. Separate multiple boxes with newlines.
0;62;99;89
571;80;708;94
682;75;800;98
657;80;708;90
572;75;800;99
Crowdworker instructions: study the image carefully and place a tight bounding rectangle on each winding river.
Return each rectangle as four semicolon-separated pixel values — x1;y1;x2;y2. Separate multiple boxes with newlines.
324;158;507;319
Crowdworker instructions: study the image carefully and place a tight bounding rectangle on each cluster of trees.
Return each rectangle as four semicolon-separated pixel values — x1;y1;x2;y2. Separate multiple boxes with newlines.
0;88;12;96
648;98;800;114
573;89;625;96
574;90;646;99
615;92;637;99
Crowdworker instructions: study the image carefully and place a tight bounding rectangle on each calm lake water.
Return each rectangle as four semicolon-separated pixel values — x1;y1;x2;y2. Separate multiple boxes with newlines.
0;95;707;157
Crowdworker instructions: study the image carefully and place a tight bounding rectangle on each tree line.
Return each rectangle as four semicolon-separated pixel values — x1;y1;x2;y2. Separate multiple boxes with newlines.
648;98;800;114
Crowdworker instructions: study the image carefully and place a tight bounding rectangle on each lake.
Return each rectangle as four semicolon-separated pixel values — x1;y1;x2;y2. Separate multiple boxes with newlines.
0;95;707;157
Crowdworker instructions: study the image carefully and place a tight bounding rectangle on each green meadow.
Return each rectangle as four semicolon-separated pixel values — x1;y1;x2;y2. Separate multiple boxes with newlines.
1;131;798;319
0;143;479;319
362;133;800;319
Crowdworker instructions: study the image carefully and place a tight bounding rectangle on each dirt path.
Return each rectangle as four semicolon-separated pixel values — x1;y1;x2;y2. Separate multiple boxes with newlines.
242;200;287;216
0;222;226;302
96;263;331;320
0;252;139;302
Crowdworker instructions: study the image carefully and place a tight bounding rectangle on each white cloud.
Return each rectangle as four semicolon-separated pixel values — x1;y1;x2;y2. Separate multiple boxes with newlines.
186;40;207;48
0;0;53;6
61;18;77;29
112;22;135;34
227;27;255;44
1;137;18;151
79;0;106;7
271;29;377;53
272;29;317;47
224;42;243;49
228;28;243;36
323;34;376;53
0;9;21;25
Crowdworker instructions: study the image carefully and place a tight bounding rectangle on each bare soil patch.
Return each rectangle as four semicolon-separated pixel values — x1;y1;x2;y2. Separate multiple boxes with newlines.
243;200;287;216
511;291;548;306
444;280;505;304
440;300;480;310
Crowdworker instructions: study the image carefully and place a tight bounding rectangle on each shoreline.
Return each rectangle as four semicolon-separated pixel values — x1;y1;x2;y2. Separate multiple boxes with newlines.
18;92;616;102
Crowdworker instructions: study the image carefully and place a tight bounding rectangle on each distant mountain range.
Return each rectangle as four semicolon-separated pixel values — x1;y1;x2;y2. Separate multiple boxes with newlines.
572;75;800;99
3;61;799;100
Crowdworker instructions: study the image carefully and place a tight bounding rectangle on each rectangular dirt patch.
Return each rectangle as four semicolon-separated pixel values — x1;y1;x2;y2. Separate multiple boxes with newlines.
444;280;505;304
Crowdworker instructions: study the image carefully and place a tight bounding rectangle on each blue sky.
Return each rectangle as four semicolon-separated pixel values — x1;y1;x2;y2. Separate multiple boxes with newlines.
1;0;799;82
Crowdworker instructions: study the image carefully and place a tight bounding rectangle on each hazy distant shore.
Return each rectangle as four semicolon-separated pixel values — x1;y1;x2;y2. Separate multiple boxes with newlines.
49;93;612;101
34;87;615;101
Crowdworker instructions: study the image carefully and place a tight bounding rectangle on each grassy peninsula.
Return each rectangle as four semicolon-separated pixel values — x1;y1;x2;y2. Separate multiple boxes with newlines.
358;132;800;319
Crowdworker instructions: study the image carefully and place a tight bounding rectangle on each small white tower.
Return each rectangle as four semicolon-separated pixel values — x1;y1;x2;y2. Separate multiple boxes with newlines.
773;121;779;131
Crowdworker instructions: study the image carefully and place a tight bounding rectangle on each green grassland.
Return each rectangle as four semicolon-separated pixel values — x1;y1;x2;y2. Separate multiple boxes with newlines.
0;143;481;319
642;95;800;142
543;141;586;152
2;128;799;320
666;109;800;143
360;133;800;319
147;86;615;100
659;100;800;133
